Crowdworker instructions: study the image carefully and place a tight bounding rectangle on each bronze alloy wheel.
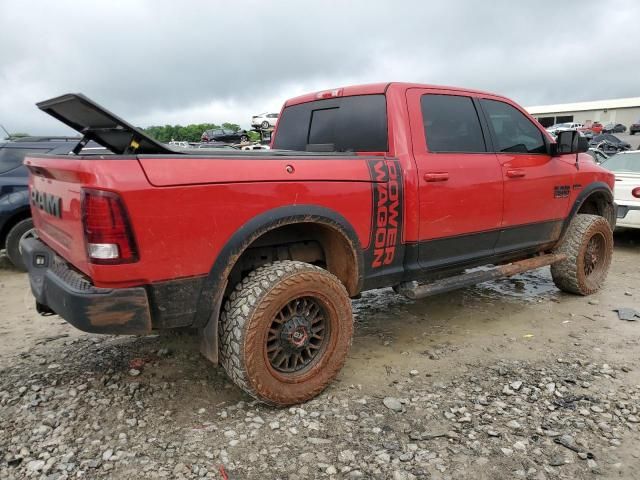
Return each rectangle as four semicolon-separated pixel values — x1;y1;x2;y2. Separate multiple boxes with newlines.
583;232;606;278
266;296;330;375
219;261;353;406
551;214;613;295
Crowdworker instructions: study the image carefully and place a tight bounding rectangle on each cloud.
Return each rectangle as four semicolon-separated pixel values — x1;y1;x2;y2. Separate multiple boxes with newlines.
1;0;638;135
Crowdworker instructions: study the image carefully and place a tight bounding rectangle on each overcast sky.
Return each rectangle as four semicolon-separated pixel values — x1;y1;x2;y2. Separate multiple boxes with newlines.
1;0;638;136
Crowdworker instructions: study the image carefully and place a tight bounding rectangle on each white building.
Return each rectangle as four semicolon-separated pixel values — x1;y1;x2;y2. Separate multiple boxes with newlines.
526;97;640;128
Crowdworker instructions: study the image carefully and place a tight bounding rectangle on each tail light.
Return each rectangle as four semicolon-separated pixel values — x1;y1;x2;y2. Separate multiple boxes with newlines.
633;187;640;198
81;189;138;264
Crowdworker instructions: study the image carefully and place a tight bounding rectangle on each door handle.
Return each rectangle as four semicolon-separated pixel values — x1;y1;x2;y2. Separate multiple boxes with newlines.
424;172;449;182
506;169;526;178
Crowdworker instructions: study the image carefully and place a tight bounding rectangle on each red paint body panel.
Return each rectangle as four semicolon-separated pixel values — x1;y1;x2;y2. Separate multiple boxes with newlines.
138;156;374;186
24;82;616;298
475;93;577;227
497;152;574;226
26;155;373;288
406;88;504;240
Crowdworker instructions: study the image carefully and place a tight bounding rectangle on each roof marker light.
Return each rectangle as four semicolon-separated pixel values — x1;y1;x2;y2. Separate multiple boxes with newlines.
316;88;343;99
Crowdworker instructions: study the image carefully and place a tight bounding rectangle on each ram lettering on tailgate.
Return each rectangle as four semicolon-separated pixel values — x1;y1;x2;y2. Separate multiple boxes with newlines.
31;189;62;218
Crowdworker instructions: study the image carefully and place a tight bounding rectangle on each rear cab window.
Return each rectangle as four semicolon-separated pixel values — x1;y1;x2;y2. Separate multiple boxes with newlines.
272;95;388;152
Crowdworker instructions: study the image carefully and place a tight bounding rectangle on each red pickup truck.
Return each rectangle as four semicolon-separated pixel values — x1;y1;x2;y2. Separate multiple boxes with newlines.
21;83;615;405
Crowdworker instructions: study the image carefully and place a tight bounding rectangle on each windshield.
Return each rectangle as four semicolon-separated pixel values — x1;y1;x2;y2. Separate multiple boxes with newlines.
601;152;640;173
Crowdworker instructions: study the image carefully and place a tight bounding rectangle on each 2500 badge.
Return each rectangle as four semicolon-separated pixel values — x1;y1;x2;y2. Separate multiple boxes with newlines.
31;189;62;218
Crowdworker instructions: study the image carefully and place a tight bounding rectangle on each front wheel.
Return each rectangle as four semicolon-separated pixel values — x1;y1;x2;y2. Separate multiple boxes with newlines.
239;135;249;143
551;214;613;295
261;121;270;129
219;260;353;406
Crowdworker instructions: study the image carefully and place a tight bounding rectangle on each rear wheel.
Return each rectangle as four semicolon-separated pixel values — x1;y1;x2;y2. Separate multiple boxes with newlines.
240;135;249;143
5;218;35;272
551;214;613;295
261;121;270;129
219;260;353;406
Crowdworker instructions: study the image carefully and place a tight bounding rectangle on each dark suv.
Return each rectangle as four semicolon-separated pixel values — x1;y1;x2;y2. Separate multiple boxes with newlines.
0;136;107;270
201;128;249;143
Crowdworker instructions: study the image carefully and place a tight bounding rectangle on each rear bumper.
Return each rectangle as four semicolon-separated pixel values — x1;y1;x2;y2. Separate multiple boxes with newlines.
21;237;152;334
616;204;640;229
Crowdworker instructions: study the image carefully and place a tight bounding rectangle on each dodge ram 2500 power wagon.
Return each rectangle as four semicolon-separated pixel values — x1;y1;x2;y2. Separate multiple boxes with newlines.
21;83;616;406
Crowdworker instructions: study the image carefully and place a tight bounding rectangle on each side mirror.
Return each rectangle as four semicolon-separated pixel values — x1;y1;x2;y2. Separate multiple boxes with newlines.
553;130;589;155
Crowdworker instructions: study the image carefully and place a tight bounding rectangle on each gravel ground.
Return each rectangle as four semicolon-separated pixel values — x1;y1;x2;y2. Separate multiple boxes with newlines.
1;232;640;479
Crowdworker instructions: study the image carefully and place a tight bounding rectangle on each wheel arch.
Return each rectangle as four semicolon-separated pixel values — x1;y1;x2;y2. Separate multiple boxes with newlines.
196;205;364;363
557;182;615;246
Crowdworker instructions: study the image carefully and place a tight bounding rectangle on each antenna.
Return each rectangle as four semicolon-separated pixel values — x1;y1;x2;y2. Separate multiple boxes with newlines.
0;124;10;140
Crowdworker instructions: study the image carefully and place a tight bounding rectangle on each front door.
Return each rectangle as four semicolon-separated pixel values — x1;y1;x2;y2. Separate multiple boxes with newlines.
477;97;574;253
407;89;504;269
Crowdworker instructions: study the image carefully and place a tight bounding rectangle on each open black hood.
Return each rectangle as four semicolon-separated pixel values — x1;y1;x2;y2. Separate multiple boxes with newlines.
36;93;178;155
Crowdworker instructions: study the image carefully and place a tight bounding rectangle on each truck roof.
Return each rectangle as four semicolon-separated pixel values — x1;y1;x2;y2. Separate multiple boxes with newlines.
283;82;508;107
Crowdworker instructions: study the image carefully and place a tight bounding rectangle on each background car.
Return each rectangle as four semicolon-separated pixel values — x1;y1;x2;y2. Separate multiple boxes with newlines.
585;148;609;163
197;143;238;150
589;121;604;134
579;121;603;135
580;129;594;140
251;112;279;130
600;150;640;229
546;122;583;135
0;137;107;270
630;121;640;135
201;128;249;143
602;123;627;133
589;133;632;153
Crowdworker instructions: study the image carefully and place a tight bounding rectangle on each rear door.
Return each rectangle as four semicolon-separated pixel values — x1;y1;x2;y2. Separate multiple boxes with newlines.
478;97;574;253
407;89;503;269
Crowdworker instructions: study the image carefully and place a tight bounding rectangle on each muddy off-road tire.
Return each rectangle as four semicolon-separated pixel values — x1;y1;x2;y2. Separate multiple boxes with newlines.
551;214;613;295
6;218;35;272
219;260;353;406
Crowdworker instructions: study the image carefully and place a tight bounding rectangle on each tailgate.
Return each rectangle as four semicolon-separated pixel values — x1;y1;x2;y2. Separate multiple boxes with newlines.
27;156;90;272
25;154;145;276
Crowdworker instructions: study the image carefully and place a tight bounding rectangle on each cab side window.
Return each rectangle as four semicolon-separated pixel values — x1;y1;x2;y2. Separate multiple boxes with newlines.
421;94;486;153
480;99;546;154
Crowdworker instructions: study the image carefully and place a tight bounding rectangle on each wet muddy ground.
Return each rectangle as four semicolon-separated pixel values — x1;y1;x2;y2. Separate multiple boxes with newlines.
1;231;639;479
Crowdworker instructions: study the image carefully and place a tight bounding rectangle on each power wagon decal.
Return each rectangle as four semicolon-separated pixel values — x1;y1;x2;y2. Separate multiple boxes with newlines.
365;159;404;273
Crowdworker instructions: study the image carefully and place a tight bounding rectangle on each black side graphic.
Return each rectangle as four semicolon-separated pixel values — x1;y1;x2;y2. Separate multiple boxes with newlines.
364;159;405;279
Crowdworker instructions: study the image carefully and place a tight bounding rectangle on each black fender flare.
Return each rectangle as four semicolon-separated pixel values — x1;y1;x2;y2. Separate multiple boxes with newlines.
196;205;364;362
558;182;614;243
